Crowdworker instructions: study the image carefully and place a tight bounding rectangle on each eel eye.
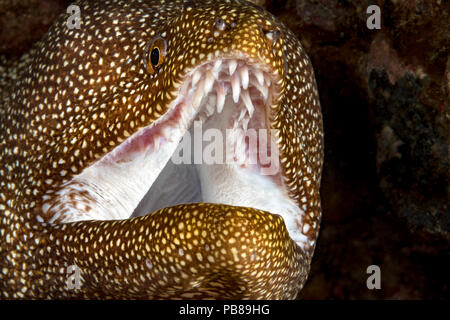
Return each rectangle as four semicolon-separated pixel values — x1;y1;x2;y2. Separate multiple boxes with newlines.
144;36;167;74
150;47;160;66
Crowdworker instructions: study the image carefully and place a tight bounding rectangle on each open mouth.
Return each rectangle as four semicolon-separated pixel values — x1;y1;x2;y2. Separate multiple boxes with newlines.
42;58;308;248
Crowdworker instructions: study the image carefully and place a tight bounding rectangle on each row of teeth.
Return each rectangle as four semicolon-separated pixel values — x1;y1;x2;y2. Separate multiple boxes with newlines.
179;59;274;167
180;59;272;121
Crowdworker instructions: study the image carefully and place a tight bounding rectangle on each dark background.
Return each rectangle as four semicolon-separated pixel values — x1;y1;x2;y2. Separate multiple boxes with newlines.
0;0;448;299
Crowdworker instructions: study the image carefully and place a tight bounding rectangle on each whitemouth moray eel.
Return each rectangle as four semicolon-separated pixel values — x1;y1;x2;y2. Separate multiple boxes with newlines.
0;0;323;299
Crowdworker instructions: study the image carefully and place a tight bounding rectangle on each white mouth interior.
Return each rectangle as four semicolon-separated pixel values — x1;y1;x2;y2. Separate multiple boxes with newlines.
42;59;308;248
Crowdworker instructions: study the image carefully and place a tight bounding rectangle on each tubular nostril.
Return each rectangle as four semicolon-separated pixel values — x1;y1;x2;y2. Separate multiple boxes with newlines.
183;0;196;10
215;18;227;31
262;29;281;44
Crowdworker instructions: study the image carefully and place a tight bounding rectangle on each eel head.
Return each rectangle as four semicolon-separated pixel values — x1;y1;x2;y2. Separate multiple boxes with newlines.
0;0;323;299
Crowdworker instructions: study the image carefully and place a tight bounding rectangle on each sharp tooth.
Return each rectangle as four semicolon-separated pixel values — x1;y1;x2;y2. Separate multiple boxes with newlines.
204;71;215;95
243;117;250;132
229;60;237;75
255;82;268;100
216;83;226;113
213;60;222;74
265;76;271;86
241;90;255;117
206;94;216;116
237;108;246;122
192;70;201;87
233;119;239;129
240;66;249;90
192;80;204;110
254;69;264;86
231;73;240;103
197;112;207;123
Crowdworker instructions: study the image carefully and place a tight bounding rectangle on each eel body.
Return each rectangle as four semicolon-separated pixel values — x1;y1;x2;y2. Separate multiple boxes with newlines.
0;0;323;299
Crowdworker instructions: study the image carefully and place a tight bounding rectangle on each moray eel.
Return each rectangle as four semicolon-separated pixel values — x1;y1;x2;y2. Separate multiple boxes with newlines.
0;0;323;299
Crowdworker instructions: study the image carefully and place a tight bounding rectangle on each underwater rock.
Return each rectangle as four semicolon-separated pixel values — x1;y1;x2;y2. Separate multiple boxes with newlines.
281;0;449;298
281;0;449;237
0;0;72;57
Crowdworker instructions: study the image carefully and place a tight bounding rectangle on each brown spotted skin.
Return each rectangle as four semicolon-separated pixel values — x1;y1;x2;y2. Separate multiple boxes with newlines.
0;0;323;299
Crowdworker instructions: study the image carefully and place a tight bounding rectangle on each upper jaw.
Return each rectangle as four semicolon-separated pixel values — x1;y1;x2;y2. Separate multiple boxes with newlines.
179;57;280;116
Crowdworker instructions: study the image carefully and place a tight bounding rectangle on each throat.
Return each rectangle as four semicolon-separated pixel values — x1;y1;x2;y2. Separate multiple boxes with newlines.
132;160;202;217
